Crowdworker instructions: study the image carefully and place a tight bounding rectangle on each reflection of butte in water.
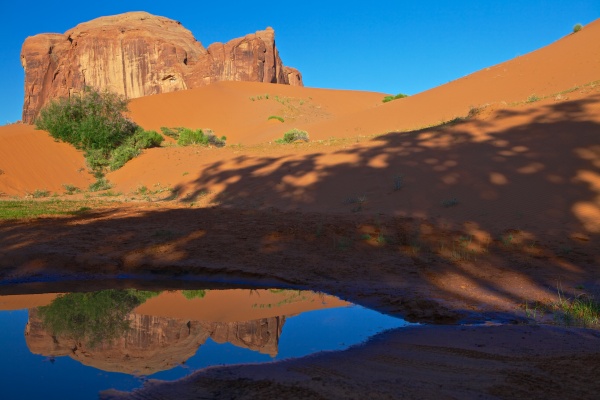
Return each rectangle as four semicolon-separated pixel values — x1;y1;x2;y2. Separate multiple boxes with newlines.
22;289;349;375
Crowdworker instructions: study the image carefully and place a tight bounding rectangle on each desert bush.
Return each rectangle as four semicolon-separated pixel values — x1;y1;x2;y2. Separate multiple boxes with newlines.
160;126;185;139
131;128;163;149
382;93;409;103
268;115;285;122
161;127;226;147
32;189;50;198
573;23;583;33
276;128;309;144
109;145;141;171
36;87;161;173
89;178;112;192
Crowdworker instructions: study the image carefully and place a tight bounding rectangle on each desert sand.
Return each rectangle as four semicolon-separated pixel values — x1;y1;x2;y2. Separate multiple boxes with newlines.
1;17;600;400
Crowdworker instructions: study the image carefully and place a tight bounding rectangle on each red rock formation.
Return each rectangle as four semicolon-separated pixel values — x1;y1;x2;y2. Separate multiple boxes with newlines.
25;309;284;375
20;12;303;123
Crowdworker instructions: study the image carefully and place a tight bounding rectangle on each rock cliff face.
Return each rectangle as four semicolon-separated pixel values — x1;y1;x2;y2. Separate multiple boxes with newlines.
25;309;284;375
21;12;303;123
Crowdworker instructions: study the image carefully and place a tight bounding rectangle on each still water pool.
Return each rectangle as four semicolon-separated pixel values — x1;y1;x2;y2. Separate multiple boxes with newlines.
0;287;409;399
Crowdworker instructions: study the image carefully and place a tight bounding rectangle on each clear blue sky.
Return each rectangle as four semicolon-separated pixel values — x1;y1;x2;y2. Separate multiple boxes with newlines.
0;1;598;123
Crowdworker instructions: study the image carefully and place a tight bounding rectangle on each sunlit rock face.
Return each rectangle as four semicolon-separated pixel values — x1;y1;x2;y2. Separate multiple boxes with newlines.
25;309;284;375
20;11;303;123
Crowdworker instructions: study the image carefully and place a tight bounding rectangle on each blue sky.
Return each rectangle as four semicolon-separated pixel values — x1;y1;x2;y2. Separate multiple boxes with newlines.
1;1;598;123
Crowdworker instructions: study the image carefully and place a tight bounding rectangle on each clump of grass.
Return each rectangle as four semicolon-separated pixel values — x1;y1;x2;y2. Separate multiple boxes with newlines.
345;194;367;212
382;93;409;103
63;184;80;195
554;287;600;327
501;233;514;247
275;129;309;144
161;127;226;147
89;178;112;192
32;189;50;198
0;199;97;219
526;94;541;103
441;198;459;208
268;115;285;123
98;190;121;197
468;105;487;118
573;23;583;33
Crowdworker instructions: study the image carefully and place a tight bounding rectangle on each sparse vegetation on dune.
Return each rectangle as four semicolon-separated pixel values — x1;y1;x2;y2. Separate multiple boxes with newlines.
160;127;226;147
275;128;309;144
382;93;409;103
0;199;101;219
573;23;583;33
267;115;285;122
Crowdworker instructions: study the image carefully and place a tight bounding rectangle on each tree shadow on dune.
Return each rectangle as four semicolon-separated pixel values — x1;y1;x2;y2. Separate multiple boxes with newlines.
1;95;599;323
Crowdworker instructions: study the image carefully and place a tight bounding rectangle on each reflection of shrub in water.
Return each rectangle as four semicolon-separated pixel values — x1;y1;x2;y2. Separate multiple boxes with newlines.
181;290;207;300
38;290;160;346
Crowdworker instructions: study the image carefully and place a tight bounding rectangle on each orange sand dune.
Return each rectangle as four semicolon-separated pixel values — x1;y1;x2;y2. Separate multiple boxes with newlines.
110;88;600;239
0;293;58;310
134;289;350;323
0;124;92;196
128;19;600;143
129;81;386;145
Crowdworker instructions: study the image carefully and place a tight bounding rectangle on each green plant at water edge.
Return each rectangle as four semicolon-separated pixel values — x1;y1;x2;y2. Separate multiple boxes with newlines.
181;290;207;300
35;87;163;174
268;115;285;122
573;23;583;33
275;128;309;144
382;93;409;103
37;289;161;346
553;286;600;327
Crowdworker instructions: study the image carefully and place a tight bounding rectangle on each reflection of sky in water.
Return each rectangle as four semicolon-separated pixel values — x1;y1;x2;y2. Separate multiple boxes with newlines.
0;301;410;400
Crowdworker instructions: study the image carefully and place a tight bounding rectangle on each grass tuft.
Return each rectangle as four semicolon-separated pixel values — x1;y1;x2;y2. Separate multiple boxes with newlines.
268;115;285;123
275;129;309;144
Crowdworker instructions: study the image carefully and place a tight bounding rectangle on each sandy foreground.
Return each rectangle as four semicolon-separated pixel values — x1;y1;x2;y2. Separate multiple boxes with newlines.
1;18;600;400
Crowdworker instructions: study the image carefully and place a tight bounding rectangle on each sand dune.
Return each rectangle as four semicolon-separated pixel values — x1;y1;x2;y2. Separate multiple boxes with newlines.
128;18;600;143
0;124;92;196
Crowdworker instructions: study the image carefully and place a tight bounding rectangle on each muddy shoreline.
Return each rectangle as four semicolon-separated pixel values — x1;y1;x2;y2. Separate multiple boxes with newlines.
1;206;599;398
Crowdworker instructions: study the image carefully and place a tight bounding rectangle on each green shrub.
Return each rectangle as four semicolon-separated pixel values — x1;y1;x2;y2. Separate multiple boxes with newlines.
276;128;309;144
268;115;285;122
63;184;80;195
160;126;185;139
170;128;226;147
573;23;583;33
132;128;163;149
109;145;141;171
32;189;50;198
35;87;161;173
89;178;112;192
382;93;409;103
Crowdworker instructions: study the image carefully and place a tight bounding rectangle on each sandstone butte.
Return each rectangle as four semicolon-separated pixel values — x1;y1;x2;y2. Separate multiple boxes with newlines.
20;11;303;123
